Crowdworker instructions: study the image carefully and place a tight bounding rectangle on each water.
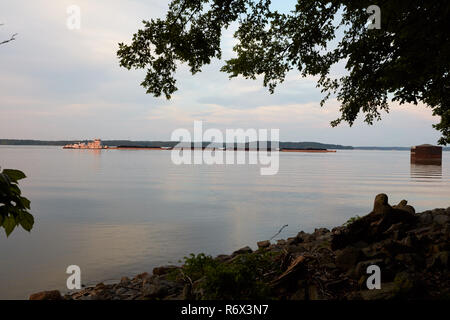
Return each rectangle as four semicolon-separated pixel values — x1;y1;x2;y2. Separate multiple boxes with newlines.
0;146;449;299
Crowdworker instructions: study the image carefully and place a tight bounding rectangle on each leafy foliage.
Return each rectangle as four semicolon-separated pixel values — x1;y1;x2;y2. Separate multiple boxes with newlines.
0;168;33;236
118;0;450;144
181;251;280;299
344;215;361;227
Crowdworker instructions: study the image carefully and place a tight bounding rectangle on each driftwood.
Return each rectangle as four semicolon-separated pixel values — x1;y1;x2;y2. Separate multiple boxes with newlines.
271;255;305;287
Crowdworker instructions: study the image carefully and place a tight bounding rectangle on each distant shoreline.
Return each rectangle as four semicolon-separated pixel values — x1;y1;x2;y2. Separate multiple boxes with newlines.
2;139;448;151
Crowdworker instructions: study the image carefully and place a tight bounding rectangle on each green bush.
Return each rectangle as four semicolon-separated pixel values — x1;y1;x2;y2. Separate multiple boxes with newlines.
182;251;280;300
0;168;33;236
182;253;218;281
344;215;361;227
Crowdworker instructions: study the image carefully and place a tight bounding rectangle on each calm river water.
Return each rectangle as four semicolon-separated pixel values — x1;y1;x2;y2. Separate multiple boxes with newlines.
0;146;449;299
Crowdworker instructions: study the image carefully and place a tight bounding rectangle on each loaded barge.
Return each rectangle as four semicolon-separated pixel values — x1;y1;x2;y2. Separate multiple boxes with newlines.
115;146;336;152
63;140;336;152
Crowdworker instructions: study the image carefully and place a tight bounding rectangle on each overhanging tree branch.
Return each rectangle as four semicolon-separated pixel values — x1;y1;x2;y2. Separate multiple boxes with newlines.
0;23;18;46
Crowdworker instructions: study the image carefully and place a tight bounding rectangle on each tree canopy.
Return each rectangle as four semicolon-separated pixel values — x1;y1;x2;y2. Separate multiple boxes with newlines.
117;0;450;145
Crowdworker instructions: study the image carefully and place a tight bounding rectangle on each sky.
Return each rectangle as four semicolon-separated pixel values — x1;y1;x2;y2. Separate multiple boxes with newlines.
0;0;442;146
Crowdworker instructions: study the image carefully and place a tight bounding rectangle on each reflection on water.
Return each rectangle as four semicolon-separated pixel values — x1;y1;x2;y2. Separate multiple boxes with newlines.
0;146;449;299
410;164;442;181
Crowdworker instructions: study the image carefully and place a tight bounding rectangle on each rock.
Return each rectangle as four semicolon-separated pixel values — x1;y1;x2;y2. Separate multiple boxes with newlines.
135;272;149;280
394;253;424;269
257;240;270;249
290;288;306;300
232;246;252;256
142;278;171;298
326;279;349;291
331;194;417;250
115;288;127;295
418;212;433;225
307;285;322;300
120;276;130;284
433;214;450;225
393;200;415;214
29;290;62;300
296;231;309;242
335;247;362;271
429;251;449;269
276;239;287;245
314;228;330;237
153;265;178;276
431;208;447;215
353;241;368;249
215;254;231;262
359;282;397;300
351;259;384;279
346;291;363;300
373;193;392;215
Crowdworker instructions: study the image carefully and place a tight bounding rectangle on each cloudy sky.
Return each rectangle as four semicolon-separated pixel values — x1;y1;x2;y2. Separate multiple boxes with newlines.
0;0;441;146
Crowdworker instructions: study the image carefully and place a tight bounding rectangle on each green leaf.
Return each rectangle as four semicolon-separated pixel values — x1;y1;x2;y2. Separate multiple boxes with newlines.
2;169;26;183
3;215;16;237
19;197;31;210
19;212;34;232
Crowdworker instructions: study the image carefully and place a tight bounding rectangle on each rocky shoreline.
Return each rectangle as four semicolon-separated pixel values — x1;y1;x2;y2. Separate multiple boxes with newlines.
30;194;450;300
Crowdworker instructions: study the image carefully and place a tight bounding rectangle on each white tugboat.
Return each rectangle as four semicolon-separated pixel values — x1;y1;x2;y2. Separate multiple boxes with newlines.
63;139;108;149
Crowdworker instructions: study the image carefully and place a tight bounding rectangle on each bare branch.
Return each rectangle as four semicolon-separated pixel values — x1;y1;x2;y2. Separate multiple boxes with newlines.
0;33;17;45
0;23;17;46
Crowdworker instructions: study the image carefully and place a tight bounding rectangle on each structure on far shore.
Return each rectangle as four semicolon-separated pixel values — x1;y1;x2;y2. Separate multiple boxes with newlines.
63;139;108;149
411;144;442;165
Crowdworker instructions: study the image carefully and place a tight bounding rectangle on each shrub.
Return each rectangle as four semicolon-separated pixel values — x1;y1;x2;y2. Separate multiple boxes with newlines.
344;215;361;227
181;251;281;300
0;168;33;236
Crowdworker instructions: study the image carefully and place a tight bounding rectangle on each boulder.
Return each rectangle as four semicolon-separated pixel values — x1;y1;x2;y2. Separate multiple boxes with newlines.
373;193;392;215
232;246;252;256
135;272;150;280
120;277;130;284
429;251;449;269
359;282;397;300
351;259;384;279
29;290;62;300
142;278;173;298
153;265;178;276
314;228;330;237
257;240;270;249
418;212;433;225
331;194;417;250
215;254;232;262
335;247;363;271
393;200;415;214
433;214;450;225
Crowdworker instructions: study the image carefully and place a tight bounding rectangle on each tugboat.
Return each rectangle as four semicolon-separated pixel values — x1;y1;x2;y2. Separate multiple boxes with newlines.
63;139;108;149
